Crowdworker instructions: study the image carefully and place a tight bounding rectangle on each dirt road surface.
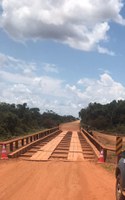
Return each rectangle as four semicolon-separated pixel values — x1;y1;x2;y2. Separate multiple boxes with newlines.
59;120;80;131
0;121;115;200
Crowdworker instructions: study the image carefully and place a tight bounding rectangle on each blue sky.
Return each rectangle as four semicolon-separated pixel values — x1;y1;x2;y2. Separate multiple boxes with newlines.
0;0;125;116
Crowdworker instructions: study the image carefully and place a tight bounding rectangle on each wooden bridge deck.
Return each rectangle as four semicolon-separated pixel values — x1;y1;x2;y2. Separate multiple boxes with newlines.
30;131;84;161
68;131;84;161
30;131;67;161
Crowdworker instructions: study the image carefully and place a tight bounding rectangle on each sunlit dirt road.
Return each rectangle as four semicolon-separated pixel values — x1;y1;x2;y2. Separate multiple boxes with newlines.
0;160;115;200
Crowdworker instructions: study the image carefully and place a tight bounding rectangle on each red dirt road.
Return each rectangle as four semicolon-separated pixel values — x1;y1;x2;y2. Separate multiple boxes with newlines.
0;121;115;200
0;160;115;200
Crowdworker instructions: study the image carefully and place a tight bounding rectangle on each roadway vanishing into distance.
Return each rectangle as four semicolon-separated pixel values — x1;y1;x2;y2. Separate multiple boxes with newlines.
0;121;115;200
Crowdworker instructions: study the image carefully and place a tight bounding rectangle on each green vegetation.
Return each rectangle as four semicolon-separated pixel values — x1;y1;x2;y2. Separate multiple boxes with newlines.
0;102;76;140
79;100;125;135
100;163;115;174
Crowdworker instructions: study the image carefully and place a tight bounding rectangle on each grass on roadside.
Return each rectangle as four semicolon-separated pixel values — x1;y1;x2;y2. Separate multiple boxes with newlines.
100;163;116;174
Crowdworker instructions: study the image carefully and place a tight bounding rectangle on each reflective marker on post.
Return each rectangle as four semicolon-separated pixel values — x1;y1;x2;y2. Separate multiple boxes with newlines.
116;136;122;163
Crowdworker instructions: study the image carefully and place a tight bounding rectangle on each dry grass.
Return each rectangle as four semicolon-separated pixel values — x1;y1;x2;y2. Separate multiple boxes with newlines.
100;163;116;174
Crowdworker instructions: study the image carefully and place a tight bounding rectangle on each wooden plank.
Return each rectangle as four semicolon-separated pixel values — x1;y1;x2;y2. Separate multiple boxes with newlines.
68;131;84;161
30;131;67;161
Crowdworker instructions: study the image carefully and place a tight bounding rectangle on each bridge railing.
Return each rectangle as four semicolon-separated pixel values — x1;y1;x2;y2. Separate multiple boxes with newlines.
0;127;59;155
81;128;115;161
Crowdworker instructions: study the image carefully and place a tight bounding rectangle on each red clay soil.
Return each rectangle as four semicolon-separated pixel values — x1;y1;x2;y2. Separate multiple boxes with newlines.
0;160;115;200
0;121;115;200
59;120;80;131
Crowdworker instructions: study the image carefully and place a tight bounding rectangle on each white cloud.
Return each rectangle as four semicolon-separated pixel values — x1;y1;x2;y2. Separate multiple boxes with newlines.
97;46;115;56
1;53;125;116
65;73;125;116
69;73;125;107
0;52;37;75
0;53;69;114
0;0;125;54
0;70;65;97
43;63;59;73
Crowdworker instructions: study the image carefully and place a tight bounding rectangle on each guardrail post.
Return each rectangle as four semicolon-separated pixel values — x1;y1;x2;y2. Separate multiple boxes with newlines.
10;142;14;152
116;136;123;163
33;135;35;141
30;136;32;142
15;141;18;149
21;139;24;146
26;137;29;144
103;149;107;162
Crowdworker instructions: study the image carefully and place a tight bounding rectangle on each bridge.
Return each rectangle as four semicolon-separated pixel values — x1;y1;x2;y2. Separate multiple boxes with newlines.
0;121;116;200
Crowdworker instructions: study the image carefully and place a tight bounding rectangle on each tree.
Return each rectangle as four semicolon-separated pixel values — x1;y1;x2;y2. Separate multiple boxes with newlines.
79;100;125;134
0;103;77;140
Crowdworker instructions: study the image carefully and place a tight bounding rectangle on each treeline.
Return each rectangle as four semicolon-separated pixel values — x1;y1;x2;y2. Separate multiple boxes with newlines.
79;100;125;134
0;102;76;140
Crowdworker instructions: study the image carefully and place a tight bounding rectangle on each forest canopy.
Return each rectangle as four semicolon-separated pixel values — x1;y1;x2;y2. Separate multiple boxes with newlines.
0;102;76;140
79;100;125;134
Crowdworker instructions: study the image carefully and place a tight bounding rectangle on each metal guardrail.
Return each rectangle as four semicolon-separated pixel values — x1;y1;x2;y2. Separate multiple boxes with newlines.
81;128;115;161
0;127;59;156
